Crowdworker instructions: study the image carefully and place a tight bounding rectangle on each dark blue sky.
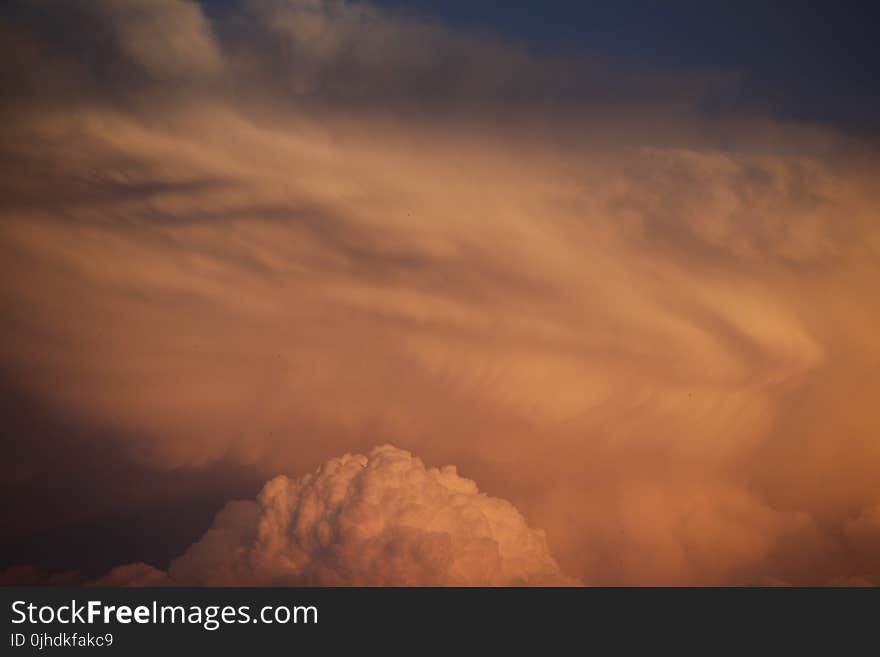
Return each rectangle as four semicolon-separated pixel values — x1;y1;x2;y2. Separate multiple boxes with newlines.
188;1;880;131
370;0;879;131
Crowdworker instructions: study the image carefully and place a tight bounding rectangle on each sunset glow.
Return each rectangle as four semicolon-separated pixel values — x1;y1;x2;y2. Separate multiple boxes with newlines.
1;0;879;587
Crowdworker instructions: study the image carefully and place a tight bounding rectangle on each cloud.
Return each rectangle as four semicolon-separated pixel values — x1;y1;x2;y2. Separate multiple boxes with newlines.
0;0;879;586
89;563;170;588
0;565;83;587
95;445;575;586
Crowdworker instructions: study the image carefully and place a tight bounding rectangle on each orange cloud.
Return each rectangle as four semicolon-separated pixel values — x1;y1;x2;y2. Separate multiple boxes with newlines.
93;446;575;586
1;0;878;586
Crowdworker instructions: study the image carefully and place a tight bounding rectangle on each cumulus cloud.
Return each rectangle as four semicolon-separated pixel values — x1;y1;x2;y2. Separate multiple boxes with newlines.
95;446;574;586
1;0;879;586
89;563;170;588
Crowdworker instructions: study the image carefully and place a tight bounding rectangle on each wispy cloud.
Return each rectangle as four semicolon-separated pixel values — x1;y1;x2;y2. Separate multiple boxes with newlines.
1;0;878;585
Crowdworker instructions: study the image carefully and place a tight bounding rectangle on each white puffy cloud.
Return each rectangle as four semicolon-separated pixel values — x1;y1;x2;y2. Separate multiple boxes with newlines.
99;446;575;586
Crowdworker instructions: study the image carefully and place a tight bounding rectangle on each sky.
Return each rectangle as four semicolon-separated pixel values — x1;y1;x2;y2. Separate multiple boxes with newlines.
0;0;879;586
349;0;880;131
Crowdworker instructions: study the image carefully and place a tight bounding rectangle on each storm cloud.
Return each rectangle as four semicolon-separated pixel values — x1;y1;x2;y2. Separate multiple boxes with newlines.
1;0;879;586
